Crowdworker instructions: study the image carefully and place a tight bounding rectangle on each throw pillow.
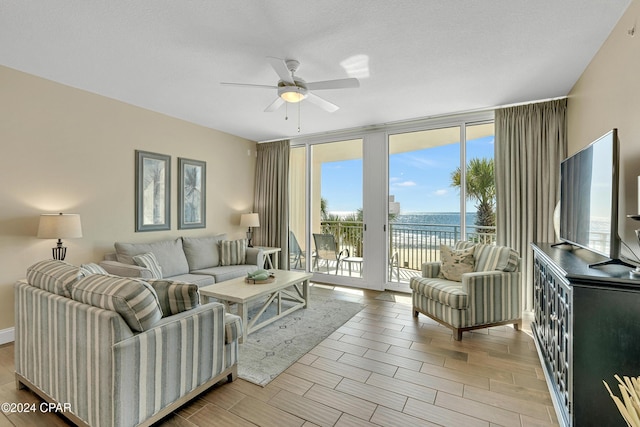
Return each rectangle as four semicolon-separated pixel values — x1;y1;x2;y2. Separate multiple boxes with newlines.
132;252;163;279
80;263;109;276
219;239;248;266
71;275;163;332
438;244;475;281
147;279;200;316
26;259;84;298
114;238;189;278
473;244;520;272
182;234;226;270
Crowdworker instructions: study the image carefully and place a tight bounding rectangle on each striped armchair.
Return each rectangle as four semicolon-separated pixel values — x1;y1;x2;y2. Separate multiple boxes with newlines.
15;260;242;427
410;242;521;341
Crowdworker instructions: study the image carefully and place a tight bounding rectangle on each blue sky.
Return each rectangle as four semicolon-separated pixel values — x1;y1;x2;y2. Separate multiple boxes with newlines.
321;135;495;215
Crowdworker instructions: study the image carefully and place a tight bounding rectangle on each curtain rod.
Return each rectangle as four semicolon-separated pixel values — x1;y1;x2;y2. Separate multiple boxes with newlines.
258;96;567;144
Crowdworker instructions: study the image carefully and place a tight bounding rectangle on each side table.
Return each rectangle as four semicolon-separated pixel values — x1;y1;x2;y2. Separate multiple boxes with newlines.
254;246;282;269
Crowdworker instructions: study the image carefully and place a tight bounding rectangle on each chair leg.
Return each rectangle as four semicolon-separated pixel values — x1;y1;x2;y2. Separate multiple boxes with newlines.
453;328;462;341
412;307;419;318
514;320;522;331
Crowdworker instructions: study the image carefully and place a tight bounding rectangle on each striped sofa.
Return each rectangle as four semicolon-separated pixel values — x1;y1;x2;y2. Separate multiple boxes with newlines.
410;241;521;341
15;260;242;427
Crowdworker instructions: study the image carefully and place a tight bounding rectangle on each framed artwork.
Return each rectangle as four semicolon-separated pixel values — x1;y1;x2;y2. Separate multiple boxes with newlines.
178;157;206;229
135;150;171;232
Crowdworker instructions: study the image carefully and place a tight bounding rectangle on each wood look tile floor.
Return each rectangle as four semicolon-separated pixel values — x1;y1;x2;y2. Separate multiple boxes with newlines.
0;285;559;427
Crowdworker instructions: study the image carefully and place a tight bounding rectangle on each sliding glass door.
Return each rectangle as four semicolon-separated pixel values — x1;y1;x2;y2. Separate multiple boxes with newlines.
289;139;366;286
310;139;364;284
388;126;462;284
289;113;494;291
387;121;495;289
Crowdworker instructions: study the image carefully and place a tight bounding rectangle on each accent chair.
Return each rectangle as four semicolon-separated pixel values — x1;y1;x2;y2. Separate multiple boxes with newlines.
410;241;522;340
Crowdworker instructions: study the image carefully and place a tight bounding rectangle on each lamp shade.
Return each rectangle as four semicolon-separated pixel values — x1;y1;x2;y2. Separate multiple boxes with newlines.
240;213;260;228
37;213;83;239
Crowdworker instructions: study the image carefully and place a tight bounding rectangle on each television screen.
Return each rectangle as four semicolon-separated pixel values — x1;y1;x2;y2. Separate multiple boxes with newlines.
559;129;618;259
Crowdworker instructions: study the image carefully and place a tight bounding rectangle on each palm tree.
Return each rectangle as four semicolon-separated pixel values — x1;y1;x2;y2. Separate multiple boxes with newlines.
320;197;329;221
183;166;201;222
451;157;496;231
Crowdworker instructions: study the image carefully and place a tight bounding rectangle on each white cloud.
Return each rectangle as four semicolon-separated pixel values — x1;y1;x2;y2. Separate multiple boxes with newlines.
434;189;448;196
409;156;437;168
394;180;417;187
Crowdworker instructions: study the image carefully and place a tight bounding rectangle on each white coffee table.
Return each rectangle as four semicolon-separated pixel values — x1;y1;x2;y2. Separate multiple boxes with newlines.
199;270;313;343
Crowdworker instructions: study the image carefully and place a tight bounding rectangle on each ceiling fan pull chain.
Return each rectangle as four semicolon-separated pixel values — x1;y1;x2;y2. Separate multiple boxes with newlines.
298;100;301;133
285;102;288;121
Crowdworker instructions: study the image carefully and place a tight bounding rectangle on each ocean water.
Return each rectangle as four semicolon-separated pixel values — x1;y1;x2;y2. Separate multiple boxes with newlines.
390;212;483;248
393;212;478;230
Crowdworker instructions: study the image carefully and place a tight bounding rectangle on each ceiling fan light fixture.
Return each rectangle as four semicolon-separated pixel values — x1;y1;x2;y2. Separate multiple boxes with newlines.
278;85;307;103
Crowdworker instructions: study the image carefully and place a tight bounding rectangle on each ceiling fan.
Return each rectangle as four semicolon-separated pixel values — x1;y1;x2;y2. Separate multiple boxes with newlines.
221;57;359;113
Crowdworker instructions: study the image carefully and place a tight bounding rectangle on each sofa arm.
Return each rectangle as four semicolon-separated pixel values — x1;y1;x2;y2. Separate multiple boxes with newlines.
462;271;521;323
15;280;135;427
225;313;243;344
99;260;154;279
421;262;441;278
246;247;265;269
112;302;228;425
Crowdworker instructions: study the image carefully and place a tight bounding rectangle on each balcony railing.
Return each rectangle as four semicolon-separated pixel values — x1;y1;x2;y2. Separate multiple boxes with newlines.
319;220;497;272
389;222;496;270
321;221;364;257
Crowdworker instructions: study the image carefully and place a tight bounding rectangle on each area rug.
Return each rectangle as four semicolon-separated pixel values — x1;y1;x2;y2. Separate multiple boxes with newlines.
237;288;364;386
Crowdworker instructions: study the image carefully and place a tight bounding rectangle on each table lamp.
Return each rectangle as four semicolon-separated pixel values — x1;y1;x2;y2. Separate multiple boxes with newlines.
240;213;259;247
37;213;83;261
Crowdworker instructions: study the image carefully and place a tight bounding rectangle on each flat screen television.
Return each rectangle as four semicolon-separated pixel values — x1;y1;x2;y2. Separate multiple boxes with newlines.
558;129;626;267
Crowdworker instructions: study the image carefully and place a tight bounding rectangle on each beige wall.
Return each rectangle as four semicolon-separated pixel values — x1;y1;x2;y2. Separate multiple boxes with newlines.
0;65;256;331
568;0;640;259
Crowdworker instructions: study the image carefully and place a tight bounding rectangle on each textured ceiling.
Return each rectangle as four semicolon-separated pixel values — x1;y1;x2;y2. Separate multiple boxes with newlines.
0;1;632;141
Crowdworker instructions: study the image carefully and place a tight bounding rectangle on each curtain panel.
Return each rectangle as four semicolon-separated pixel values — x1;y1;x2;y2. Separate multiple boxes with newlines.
253;140;290;267
495;99;567;312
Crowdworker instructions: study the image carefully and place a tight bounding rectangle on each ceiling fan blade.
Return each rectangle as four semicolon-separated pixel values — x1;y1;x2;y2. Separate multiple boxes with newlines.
264;97;285;112
266;56;295;85
306;92;339;113
306;78;360;91
220;82;277;89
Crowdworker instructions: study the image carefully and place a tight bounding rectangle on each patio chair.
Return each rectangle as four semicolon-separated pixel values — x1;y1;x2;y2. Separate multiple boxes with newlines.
289;231;306;269
389;250;400;281
313;233;349;274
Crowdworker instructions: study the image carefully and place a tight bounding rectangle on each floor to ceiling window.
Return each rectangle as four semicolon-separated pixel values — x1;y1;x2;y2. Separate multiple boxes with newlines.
388;126;462;279
289;112;494;291
464;123;496;244
387;122;495;286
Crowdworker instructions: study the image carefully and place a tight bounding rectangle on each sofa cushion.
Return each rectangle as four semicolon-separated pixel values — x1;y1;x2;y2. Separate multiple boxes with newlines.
192;264;258;283
410;277;468;309
438;245;475;281
71;275;163;332
80;263;109;275
147;279;200;316
26;259;84;298
115;238;189;277
133;252;163;279
182;234;226;270
169;273;215;287
219;239;248;266
474;244;520;272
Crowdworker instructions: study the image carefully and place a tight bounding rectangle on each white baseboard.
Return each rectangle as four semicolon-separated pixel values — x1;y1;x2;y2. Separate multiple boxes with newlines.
0;327;15;345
